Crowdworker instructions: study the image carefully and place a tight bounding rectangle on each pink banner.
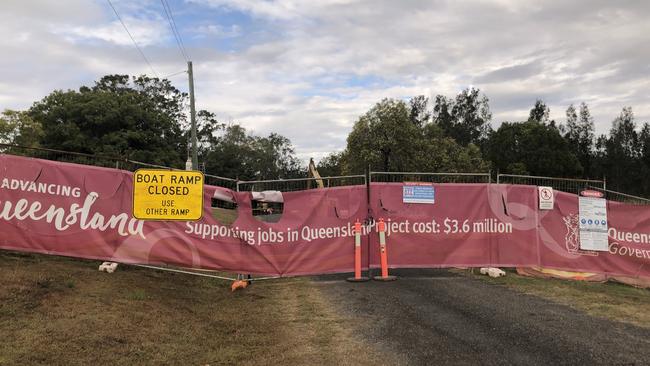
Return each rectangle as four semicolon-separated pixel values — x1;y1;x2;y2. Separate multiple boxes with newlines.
368;183;539;268
2;154;650;280
538;191;650;278
0;155;366;276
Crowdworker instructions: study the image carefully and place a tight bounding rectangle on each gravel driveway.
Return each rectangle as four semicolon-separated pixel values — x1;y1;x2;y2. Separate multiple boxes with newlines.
314;269;650;365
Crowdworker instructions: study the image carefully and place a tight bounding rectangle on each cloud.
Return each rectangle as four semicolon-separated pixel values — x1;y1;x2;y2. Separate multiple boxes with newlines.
189;24;241;38
1;0;649;163
56;18;169;47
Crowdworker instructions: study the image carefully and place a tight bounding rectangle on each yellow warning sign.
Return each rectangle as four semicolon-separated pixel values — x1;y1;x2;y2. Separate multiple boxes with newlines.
132;169;204;221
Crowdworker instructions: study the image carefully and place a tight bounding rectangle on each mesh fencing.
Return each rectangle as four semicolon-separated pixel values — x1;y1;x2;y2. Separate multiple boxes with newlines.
205;174;238;190
370;171;491;184
4;143;648;205
236;175;366;193
0;144;239;189
587;186;650;205
497;174;604;195
0;143;127;170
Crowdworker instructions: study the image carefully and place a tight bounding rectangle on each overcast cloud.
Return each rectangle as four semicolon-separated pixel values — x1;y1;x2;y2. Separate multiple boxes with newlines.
1;0;649;160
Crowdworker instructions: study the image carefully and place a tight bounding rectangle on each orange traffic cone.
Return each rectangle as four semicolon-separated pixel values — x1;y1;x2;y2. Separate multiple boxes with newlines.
346;219;369;282
373;218;396;281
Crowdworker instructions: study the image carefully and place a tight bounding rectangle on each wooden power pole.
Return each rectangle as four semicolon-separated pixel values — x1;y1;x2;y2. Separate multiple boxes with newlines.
188;61;198;170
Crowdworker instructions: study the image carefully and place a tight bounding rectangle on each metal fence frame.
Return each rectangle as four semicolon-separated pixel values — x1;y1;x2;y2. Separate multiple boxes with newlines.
369;171;492;184
0;143;241;189
587;186;650;205
496;173;605;195
236;175;367;193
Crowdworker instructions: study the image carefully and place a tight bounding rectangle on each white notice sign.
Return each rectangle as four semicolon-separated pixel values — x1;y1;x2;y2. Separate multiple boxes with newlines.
538;186;554;210
578;196;608;251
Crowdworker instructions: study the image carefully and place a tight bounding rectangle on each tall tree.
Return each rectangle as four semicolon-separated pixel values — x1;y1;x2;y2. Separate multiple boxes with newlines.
203;124;302;180
317;152;344;177
564;102;595;177
409;95;430;127
433;88;491;146
528;99;550;124
344;97;487;174
638;124;650;196
487;120;582;177
29;75;188;167
345;98;421;172
602;107;641;193
0;109;43;148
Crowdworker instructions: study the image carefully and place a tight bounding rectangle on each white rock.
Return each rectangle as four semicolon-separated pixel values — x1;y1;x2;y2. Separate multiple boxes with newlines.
99;262;119;273
487;267;506;278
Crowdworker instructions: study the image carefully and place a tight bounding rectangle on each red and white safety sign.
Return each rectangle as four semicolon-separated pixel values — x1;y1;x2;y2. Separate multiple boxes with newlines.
538;186;554;210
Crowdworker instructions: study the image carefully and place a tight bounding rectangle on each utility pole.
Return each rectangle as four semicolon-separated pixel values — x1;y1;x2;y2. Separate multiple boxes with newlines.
188;61;198;170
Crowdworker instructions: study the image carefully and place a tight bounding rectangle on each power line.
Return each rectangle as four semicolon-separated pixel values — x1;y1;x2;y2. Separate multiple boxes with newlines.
160;0;189;62
106;0;159;77
163;69;188;78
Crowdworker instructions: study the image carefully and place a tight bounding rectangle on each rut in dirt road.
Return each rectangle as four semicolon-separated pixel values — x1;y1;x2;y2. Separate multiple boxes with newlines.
315;269;650;366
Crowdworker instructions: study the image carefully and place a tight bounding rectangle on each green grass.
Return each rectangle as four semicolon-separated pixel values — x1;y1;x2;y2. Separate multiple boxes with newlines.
467;268;650;328
0;251;387;366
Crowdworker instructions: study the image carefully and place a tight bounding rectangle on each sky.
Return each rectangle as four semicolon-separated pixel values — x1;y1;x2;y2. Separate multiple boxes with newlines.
1;0;649;161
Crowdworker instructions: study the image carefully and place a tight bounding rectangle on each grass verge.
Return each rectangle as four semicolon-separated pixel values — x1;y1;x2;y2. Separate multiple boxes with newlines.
0;251;386;366
467;269;650;328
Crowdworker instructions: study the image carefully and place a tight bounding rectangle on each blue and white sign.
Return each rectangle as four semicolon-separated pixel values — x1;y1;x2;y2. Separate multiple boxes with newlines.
578;196;608;251
403;183;435;204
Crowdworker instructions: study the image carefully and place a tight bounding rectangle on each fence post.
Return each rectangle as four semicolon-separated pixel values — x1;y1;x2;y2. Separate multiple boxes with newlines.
366;166;373;280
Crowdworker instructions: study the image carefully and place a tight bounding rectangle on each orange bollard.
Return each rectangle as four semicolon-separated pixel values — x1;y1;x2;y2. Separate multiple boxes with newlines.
373;218;397;281
346;219;369;282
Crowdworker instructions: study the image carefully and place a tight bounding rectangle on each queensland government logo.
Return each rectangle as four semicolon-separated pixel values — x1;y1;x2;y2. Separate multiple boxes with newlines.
562;214;599;256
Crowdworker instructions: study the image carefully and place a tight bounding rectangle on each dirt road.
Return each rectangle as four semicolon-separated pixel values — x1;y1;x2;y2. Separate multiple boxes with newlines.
314;269;650;365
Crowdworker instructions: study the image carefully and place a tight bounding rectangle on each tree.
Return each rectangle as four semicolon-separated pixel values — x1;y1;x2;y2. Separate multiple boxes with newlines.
195;110;225;163
0;109;43;148
564;102;595;177
528;99;550;123
253;133;302;179
601;107;642;193
344;97;488;174
487;120;582;177
317;152;344;177
345;98;421;172
203;124;302;180
433;88;491;146
639;124;650;196
29;75;187;167
409;95;430;127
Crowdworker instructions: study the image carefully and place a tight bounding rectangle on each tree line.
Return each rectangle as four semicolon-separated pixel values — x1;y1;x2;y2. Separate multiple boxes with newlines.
1;75;648;196
319;90;650;197
0;75;302;180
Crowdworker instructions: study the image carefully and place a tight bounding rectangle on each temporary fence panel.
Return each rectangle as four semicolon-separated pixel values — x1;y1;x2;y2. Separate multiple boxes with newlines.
367;181;539;269
0;154;367;276
5;152;650;280
537;190;650;279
